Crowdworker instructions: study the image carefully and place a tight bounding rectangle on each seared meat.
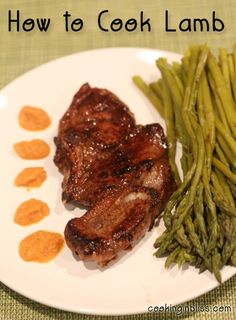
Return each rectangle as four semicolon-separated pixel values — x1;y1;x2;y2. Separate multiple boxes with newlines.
57;83;135;134
64;186;159;266
54;83;135;175
54;83;135;202
54;83;176;266
62;123;171;207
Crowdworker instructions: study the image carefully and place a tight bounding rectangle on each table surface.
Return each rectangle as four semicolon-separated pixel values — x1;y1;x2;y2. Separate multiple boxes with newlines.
0;1;236;319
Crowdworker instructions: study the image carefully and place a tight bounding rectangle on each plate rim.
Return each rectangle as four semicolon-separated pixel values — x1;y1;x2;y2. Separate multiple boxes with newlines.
0;46;182;92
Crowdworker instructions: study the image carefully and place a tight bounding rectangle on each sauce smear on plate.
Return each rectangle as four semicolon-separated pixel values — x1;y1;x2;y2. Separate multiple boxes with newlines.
14;199;50;226
14;167;47;188
19;230;64;262
14;139;50;160
19;106;51;131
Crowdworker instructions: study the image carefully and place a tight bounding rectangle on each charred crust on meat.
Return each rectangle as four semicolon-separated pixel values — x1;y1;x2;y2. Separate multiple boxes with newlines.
55;83;176;266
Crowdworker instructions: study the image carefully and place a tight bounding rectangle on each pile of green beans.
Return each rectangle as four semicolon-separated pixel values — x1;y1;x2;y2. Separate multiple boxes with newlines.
133;44;236;282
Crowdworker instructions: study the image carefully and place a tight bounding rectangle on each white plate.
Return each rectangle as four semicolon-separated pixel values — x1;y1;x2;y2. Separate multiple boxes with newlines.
0;48;235;316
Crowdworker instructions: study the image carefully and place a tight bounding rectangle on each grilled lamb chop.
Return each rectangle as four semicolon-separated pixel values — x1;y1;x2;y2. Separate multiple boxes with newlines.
54;84;176;266
54;83;135;176
54;83;135;203
56;83;135;134
64;185;159;266
61;123;172;207
62;123;175;265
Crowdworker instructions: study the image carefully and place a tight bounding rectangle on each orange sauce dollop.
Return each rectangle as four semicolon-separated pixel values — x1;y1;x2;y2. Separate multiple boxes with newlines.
14;167;47;188
19;106;51;131
14;199;50;226
14;139;50;160
19;230;64;262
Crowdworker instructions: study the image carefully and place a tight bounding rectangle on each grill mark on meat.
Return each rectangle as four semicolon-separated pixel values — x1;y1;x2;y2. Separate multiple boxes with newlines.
54;83;176;266
54;83;136;205
58;83;135;135
64;186;159;265
60;123;169;207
